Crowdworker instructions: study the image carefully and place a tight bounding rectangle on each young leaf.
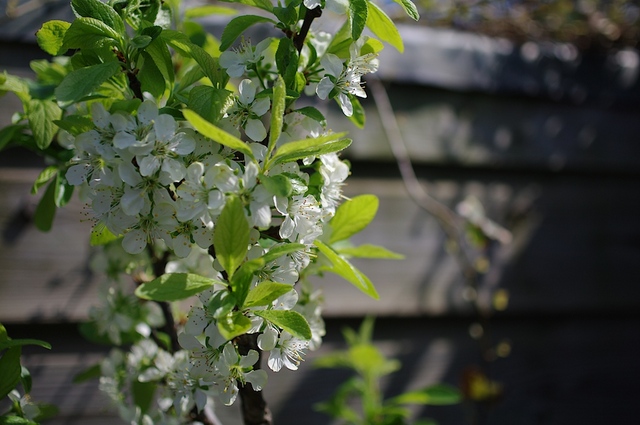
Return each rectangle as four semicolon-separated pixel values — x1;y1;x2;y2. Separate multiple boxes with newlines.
185;5;238;18
389;384;462;405
268;76;286;157
217;311;252;341
366;1;404;52
213;196;250;278
31;166;58;195
268;132;350;168
183;109;255;159
36;20;71;55
329;194;379;243
135;273;222;301
337;244;404;259
63;17;122;50
0;346;21;399
219;15;275;51
21;366;32;394
314;240;379;299
55;61;121;103
54;173;74;207
34;179;57;232
349;0;368;41
71;0;125;33
90;221;119;246
27;99;62;149
188;86;233;124
260;174;292;197
230;258;263;307
260;243;306;264
244;282;295;308
392;0;419;21
254;310;312;340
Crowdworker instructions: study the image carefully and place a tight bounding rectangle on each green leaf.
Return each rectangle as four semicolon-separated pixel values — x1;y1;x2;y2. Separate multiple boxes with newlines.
53;173;73;207
144;36;174;85
34;180;57;232
294;106;326;125
337;244;404;259
162;30;227;88
63;17;122;50
314;240;379;299
230;259;262;307
389;384;462;406
71;0;125;33
392;0;419;20
275;37;298;89
0;125;26;151
254;310;312;340
0;415;35;425
329;194;378;243
346;95;365;129
219;15;275;51
0;324;8;344
0;346;21;399
188;86;233;124
72;363;101;383
260;243;306;263
218;0;273;12
268;132;350;169
349;0;368;41
214;196;250;278
131;35;153;49
53;115;94;136
260;174;292;197
366;1;403;52
0;72;30;103
26;99;62;149
183;109;255;159
36;20;71;55
135;273;221;301
31;166;58;195
132;380;156;413
185;5;238;18
244;282;295;308
90;221;119;246
0;338;51;351
268;76;286;158
20;366;32;394
138;51;166;97
55;61;121;104
217;311;252;341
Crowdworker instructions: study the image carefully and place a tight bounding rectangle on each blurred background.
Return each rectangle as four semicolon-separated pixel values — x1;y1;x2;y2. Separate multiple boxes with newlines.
2;0;640;424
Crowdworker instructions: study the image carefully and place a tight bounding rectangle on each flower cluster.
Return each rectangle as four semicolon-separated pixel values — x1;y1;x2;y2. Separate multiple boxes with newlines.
70;95;347;408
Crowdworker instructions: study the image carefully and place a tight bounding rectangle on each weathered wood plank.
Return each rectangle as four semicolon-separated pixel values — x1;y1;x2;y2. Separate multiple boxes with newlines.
11;316;640;425
2;167;640;322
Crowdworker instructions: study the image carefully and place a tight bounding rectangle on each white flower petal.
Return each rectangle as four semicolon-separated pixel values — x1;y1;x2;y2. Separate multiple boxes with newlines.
316;77;335;100
245;118;267;142
122;229;147;254
251;97;270;117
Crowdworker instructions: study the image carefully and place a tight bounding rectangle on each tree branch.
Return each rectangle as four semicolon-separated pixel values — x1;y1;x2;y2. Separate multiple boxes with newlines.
236;333;272;425
293;6;322;53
